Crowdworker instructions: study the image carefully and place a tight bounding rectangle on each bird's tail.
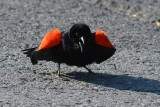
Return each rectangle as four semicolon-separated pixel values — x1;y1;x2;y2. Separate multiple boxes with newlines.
22;47;38;65
22;47;37;57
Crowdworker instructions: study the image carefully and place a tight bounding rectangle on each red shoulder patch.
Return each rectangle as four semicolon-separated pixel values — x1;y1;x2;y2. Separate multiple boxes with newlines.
95;30;115;48
37;28;62;51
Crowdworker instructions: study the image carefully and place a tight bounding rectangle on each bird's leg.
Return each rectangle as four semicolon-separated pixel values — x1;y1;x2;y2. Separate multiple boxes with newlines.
55;63;70;81
84;66;95;77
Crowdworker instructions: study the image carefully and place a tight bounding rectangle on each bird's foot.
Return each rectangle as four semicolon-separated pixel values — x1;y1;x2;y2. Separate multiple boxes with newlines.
54;70;70;81
86;70;95;78
54;70;60;77
83;66;95;79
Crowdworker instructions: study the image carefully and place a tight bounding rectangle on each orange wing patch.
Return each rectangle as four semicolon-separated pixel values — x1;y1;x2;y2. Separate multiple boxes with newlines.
38;28;62;51
95;30;115;48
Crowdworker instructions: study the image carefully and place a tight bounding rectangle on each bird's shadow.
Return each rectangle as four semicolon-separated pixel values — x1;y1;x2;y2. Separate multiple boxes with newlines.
63;71;160;95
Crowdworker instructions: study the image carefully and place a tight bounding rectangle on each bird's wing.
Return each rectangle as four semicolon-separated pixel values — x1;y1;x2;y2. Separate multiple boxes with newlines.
37;28;62;51
94;30;116;64
94;30;115;49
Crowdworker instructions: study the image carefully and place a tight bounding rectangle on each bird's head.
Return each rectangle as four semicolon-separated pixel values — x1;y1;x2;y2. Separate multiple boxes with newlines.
69;23;91;52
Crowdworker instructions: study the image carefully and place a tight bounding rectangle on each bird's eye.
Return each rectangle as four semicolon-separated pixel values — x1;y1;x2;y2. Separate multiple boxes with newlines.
75;33;79;37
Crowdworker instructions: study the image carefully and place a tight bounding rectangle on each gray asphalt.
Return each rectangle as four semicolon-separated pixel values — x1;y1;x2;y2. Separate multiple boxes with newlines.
0;0;160;106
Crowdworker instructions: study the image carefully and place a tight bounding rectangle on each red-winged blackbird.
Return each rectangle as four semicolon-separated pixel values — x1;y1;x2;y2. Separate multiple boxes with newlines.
22;23;116;76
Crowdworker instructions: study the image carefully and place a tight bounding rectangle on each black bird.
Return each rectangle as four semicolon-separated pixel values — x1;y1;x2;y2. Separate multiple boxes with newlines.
22;23;116;76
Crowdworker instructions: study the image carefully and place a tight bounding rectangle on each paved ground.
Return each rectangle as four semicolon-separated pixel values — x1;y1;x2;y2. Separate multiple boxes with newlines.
0;0;160;106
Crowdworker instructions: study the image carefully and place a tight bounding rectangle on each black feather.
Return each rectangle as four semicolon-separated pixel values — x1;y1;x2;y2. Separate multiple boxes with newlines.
22;23;116;76
22;47;37;57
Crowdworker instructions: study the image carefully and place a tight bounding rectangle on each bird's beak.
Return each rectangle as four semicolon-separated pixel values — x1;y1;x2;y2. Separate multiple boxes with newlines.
79;37;84;53
80;36;84;44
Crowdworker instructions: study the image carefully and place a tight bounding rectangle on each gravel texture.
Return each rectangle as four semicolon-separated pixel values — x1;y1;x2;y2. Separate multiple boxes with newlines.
0;0;160;106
